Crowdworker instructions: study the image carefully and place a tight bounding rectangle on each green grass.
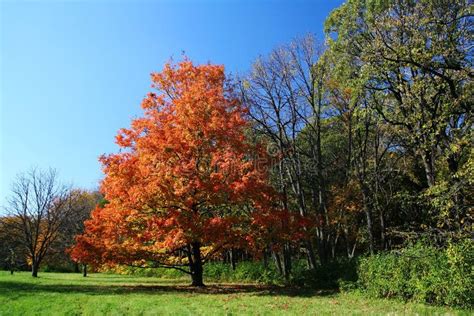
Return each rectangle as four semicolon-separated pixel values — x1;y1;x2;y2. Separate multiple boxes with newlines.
0;271;470;315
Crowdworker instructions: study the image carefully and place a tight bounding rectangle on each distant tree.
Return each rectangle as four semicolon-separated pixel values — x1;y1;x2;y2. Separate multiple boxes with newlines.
0;216;27;272
5;168;74;277
43;189;102;274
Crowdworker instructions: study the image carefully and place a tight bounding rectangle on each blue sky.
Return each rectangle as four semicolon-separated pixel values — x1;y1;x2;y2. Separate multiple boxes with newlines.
0;0;343;208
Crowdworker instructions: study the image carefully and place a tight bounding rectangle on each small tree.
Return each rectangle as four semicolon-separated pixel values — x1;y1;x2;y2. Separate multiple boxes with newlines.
6;168;73;277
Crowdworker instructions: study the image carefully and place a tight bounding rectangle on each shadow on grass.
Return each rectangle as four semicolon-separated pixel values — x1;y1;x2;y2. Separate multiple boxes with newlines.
42;274;185;285
0;280;336;298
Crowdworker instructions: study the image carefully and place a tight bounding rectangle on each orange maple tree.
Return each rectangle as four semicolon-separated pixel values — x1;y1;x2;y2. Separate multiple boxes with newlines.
70;59;306;286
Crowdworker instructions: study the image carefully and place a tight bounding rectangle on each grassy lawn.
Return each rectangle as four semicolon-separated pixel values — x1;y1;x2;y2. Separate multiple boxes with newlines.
0;271;469;315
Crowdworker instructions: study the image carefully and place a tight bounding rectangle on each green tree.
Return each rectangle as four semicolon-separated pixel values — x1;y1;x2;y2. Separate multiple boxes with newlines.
325;0;473;236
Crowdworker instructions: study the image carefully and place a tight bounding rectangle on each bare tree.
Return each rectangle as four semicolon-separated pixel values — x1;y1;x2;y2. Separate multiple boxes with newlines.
241;34;327;269
6;168;73;277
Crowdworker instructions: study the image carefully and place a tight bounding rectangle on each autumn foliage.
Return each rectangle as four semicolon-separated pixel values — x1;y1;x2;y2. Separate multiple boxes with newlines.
70;59;306;285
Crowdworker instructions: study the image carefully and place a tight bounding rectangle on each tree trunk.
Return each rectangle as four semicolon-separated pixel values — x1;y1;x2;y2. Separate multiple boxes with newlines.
305;239;317;269
9;248;16;275
263;248;269;269
344;227;351;258
351;242;357;258
316;92;330;266
422;150;436;187
315;227;328;264
230;248;236;271
32;260;39;277
83;264;88;277
332;233;339;258
282;243;292;281
273;251;283;275
447;153;463;231
190;242;204;287
362;190;374;254
380;209;386;250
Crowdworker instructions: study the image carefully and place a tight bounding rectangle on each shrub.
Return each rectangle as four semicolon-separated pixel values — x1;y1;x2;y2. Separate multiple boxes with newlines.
101;264;187;278
203;261;282;284
106;261;283;284
444;239;474;307
107;258;359;287
41;264;76;273
358;239;473;308
291;257;358;289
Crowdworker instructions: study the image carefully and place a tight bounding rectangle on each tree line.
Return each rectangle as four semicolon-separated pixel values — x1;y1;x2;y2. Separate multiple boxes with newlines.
240;0;472;278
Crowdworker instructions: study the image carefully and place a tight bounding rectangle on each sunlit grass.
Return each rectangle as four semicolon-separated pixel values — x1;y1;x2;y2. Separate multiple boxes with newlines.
0;271;469;315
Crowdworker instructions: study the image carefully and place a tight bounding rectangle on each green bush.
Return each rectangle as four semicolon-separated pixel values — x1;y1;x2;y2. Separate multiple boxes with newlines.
203;261;282;284
118;266;187;279
291;257;358;289
358;239;473;308
204;258;357;287
203;261;232;280
41;263;76;273
444;239;474;307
